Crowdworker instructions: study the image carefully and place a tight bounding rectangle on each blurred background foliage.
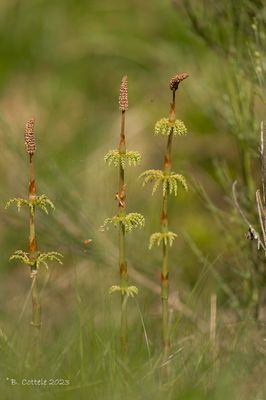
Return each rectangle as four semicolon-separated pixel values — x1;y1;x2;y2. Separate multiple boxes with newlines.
0;0;266;399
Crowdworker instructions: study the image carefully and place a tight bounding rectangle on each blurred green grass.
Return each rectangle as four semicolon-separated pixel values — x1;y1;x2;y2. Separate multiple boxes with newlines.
0;0;265;399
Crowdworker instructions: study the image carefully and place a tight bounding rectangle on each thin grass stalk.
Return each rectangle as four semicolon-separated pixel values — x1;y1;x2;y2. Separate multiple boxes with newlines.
74;267;85;381
210;293;217;345
260;122;265;205
258;121;266;322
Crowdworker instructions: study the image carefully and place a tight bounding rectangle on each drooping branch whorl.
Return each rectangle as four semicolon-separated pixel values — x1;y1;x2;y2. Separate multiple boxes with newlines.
169;73;189;91
119;75;128;111
24;118;36;155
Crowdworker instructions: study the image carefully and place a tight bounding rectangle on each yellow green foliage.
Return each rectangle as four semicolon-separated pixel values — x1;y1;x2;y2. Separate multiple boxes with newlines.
109;285;138;297
140;169;188;195
154;118;187;136
5;195;55;215
101;212;145;232
149;231;177;249
104;150;141;169
9;250;63;269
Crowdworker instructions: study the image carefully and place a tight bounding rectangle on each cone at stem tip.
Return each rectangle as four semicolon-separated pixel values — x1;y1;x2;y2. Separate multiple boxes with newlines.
119;75;128;111
24;118;36;155
170;73;189;91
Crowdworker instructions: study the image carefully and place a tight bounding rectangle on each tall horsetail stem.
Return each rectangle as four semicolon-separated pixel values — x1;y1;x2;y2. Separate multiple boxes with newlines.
140;73;189;360
6;119;63;362
119;76;129;352
25;118;41;344
161;73;189;356
103;75;144;353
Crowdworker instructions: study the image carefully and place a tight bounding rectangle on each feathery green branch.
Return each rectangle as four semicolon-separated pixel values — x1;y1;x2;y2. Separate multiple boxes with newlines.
149;231;177;249
10;250;63;269
140;169;188;195
101;212;145;232
104;149;141;168
5;194;55;215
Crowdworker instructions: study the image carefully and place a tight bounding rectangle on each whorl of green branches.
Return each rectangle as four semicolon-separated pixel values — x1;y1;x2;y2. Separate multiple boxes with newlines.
109;285;138;297
5;195;55;215
104;149;141;169
149;231;177;249
154;117;187;136
10;250;63;269
101;212;145;233
139;169;188;195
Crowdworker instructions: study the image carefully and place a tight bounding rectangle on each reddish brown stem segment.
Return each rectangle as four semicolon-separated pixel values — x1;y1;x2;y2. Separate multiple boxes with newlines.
118;76;129;353
29;154;41;341
160;74;188;359
24;117;41;355
161;91;176;358
119;110;128;353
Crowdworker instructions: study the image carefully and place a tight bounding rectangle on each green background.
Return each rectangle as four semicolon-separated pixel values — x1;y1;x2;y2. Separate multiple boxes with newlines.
0;1;265;399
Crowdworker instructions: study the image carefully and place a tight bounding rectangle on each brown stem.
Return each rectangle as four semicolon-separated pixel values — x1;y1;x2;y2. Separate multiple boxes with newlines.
29;154;41;346
118;110;128;353
161;91;176;359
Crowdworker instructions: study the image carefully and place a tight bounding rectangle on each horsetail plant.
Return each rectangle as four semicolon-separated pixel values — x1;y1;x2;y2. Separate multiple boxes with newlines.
140;73;189;358
5;118;63;357
102;76;145;353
